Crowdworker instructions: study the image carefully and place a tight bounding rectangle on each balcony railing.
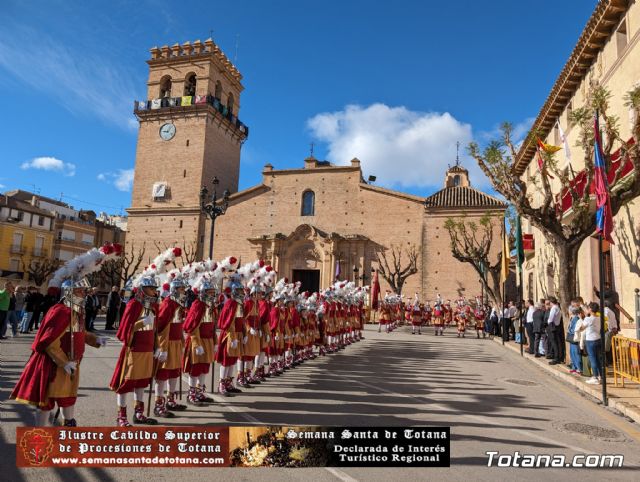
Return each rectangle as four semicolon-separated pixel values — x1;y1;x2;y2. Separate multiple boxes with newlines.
557;138;635;216
32;248;48;257
10;244;25;254
523;234;534;254
133;95;249;138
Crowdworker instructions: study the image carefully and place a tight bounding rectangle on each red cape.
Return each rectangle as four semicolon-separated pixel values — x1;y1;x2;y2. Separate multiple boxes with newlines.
156;297;180;334
217;298;238;332
110;299;153;392
10;304;70;407
183;299;206;334
258;299;270;325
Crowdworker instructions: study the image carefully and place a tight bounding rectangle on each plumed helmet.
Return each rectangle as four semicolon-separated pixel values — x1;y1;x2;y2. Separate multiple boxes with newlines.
138;274;159;288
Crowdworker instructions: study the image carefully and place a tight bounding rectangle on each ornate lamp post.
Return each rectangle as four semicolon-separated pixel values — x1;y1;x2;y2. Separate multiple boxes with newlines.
353;265;359;286
199;177;230;259
199;177;229;392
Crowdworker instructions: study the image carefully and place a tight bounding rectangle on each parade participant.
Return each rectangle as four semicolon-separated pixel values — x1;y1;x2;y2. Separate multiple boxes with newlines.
110;247;180;426
237;261;263;387
433;296;444;336
456;303;467;338
379;295;391;333
183;269;218;406
10;244;119;426
215;263;245;396
411;293;422;335
316;293;329;356
267;283;287;375
252;265;275;382
153;267;188;418
307;293;320;358
423;301;432;327
444;300;453;327
474;297;486;339
327;289;338;351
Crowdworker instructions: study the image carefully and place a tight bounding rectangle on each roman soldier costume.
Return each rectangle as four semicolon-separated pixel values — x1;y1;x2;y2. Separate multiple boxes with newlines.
110;247;181;427
474;297;486;339
10;244;119;426
215;261;245;396
411;293;422;335
183;263;220;406
153;268;188;418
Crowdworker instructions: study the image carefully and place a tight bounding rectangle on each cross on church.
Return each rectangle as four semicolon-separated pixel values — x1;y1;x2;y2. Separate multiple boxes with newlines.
310;142;315;157
456;141;460;166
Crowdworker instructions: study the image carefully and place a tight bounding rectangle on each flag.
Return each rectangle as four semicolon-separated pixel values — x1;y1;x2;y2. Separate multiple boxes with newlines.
556;120;572;169
536;137;562;154
594;112;614;244
335;260;341;280
371;270;380;310
514;216;525;286
535;139;555;179
500;217;510;284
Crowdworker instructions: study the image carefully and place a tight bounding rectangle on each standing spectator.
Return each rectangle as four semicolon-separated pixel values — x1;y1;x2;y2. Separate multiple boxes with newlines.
532;301;546;357
604;300;618;364
524;299;535;354
14;285;26;324
84;287;100;331
593;283;620;326
501;302;513;342
0;281;15;339
546;297;562;365
105;286;121;330
29;288;45;331
6;287;23;337
567;304;584;375
508;301;518;341
576;302;603;385
20;286;36;333
117;289;126;328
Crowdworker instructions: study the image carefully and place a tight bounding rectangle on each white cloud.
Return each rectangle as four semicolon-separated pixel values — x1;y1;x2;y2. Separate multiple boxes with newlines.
21;156;76;177
307;103;484;189
98;168;134;192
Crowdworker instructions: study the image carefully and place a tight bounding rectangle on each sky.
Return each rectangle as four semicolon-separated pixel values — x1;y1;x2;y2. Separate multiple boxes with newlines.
0;0;596;215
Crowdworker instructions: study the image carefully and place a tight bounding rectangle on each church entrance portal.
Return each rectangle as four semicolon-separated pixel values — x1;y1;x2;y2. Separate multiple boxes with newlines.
292;269;320;294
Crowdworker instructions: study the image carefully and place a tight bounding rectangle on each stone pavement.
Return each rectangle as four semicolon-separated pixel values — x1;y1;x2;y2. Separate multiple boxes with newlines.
491;337;640;424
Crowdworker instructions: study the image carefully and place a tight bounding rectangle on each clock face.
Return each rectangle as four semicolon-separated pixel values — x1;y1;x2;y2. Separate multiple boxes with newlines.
159;123;176;141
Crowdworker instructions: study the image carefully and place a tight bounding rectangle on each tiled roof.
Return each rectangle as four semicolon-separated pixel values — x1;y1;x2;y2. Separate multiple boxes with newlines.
423;186;506;208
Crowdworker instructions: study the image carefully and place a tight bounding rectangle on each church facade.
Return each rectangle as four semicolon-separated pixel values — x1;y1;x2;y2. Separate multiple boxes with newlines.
213;157;506;298
126;39;506;300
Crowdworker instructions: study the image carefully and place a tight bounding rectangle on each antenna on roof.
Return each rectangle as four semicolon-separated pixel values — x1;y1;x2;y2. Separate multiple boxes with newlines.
455;141;460;166
310;142;315;157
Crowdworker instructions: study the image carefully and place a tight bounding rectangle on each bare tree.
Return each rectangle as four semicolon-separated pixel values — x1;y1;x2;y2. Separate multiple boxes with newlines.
468;84;640;314
153;237;198;266
374;244;419;295
101;242;146;287
21;257;59;287
443;213;505;306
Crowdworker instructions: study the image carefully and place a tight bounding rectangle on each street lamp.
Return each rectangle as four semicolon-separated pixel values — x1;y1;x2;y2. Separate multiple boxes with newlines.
353;265;359;286
199;176;230;259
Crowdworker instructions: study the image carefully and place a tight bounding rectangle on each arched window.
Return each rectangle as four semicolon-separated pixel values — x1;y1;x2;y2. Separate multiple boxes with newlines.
184;73;196;96
159;75;172;98
227;93;235;115
301;190;315;216
453;175;461;187
214;81;222;100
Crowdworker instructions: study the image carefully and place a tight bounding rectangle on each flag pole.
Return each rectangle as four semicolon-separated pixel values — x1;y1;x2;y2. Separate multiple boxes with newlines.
502;216;506;346
598;234;609;406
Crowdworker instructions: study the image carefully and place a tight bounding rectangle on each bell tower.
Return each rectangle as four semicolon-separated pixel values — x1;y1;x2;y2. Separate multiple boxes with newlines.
126;39;248;260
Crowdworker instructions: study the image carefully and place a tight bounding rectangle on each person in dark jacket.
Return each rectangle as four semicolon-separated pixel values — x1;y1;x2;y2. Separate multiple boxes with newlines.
84;288;100;331
532;301;546;357
105;286;121;330
28;290;45;331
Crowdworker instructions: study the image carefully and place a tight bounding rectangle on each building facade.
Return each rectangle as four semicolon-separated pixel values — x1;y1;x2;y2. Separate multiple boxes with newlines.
0;194;55;282
211;158;505;299
515;0;639;336
126;39;248;259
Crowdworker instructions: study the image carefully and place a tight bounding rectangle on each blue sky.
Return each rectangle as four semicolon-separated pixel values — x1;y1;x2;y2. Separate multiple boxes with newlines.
0;0;595;214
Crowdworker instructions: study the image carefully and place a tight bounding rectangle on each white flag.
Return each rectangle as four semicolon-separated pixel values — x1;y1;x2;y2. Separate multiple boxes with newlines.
557;120;571;169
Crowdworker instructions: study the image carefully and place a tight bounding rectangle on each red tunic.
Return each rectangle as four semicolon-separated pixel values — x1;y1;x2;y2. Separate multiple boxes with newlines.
214;298;244;366
109;299;158;394
183;299;217;376
11;304;90;409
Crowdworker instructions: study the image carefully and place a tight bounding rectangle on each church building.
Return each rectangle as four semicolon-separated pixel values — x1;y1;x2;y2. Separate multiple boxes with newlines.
126;39;506;299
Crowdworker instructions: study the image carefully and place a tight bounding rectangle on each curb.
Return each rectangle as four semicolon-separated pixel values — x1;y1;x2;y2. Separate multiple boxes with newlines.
491;337;640;425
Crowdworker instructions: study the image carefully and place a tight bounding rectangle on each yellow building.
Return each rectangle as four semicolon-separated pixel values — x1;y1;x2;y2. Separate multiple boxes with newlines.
0;194;55;285
515;0;639;336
